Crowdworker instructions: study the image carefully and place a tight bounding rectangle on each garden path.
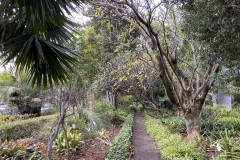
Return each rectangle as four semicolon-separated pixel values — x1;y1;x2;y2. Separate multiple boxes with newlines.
131;111;161;160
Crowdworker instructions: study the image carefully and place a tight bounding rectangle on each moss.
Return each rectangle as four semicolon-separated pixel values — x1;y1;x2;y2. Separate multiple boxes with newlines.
144;114;203;160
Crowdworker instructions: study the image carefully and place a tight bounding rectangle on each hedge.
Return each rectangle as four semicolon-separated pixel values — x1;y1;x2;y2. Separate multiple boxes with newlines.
106;111;134;160
144;114;203;160
0;114;57;141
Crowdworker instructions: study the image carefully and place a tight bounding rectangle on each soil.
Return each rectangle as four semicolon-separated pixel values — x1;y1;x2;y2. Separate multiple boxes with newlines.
131;111;161;160
51;124;122;160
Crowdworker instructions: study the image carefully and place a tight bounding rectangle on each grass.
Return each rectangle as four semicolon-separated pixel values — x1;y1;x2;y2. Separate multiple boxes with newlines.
144;113;203;160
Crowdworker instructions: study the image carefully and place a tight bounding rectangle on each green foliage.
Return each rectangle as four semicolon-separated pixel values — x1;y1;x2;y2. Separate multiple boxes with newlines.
81;109;110;132
0;139;45;160
0;114;57;141
0;114;37;123
181;0;240;66
138;103;144;112
0;72;44;115
106;112;134;160
215;129;240;159
0;72;13;82
95;99;128;125
0;0;84;87
200;106;240;138
96;128;109;140
54;126;84;152
144;114;203;160
41;109;57;116
164;116;186;134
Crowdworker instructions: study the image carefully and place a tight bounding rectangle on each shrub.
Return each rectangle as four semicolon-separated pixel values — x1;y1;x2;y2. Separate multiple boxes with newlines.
200;107;240;138
0;114;37;123
164;116;186;134
106;112;134;160
0;114;57;141
0;139;45;159
138;103;144;112
144;114;203;160
54;125;84;152
214;129;240;159
101;108;128;125
96;128;109;140
95;99;129;125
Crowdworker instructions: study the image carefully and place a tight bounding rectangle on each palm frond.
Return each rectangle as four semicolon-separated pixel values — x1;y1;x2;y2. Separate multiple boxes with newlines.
1;34;79;88
0;0;85;87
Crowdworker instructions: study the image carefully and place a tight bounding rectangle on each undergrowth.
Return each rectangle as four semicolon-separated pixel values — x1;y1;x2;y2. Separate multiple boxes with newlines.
144;113;203;160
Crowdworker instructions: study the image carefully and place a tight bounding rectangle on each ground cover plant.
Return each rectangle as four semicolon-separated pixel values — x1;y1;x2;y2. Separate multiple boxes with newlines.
106;111;134;160
0;139;45;160
154;106;240;159
144;113;202;160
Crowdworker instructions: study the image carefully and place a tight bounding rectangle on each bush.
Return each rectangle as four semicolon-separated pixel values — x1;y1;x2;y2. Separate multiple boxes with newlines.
0;114;57;141
106;112;134;160
144;114;203;160
54;125;84;152
200;107;240;138
106;108;128;125
219;129;240;159
95;99;129;125
0;139;45;159
0;114;37;123
164;116;186;134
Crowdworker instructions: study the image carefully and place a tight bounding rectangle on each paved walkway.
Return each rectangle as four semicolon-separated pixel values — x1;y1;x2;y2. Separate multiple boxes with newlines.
131;111;161;160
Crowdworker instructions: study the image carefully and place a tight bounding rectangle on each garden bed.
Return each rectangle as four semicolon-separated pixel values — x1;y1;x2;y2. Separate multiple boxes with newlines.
50;124;122;160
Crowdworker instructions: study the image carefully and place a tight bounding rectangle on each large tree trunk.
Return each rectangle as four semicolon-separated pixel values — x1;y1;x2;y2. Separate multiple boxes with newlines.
184;108;200;140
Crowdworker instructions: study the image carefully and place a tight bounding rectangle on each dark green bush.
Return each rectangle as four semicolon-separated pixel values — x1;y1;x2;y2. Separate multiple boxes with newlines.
106;112;134;160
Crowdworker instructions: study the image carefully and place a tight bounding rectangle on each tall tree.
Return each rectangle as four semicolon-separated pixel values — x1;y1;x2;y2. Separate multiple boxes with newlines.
181;0;240;108
90;0;220;140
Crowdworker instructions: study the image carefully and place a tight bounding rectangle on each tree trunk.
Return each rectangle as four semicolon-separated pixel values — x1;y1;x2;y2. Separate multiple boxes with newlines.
184;108;200;140
106;91;117;108
209;92;217;107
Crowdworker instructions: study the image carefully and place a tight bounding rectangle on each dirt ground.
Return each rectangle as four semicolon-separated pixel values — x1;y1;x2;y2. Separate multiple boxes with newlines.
51;125;122;160
131;111;161;160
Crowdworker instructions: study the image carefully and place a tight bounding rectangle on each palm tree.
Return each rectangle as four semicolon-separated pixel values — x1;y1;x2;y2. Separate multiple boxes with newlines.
0;0;85;88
